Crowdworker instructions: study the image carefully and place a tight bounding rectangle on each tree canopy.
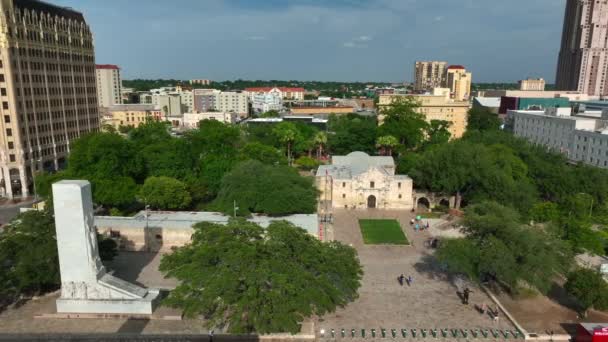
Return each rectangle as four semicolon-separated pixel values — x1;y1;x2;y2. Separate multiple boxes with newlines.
159;219;363;334
139;176;192;210
378;96;427;150
213;160;318;216
437;201;572;294
565;268;608;316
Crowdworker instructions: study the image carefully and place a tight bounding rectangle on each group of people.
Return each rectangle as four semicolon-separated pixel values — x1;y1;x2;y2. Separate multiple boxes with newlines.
410;217;430;232
397;274;413;287
459;287;501;322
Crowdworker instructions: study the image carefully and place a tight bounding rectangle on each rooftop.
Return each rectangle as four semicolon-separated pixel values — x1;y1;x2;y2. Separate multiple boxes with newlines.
447;65;466;70
108;104;156;112
316;151;400;179
96;64;120;70
95;211;319;236
16;0;85;22
474;97;501;108
245;87;305;92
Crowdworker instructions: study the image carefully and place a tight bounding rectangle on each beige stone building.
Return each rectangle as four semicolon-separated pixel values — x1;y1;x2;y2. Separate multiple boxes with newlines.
445;65;471;101
556;0;608;96
519;78;546;91
0;0;100;198
414;61;447;91
102;104;160;130
95;64;121;108
379;93;470;139
183;111;236;128
316;152;414;210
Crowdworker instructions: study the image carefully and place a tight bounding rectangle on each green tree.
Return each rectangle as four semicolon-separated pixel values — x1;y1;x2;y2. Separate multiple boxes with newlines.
529;202;560;223
565;269;608;317
240;142;286;165
0;210;59;300
313;131;328;159
159;219;363;334
327;114;377;155
272;122;300;164
294;156;320;170
376;135;399;156
260;110;280;118
213;160;318;216
378;96;427;150
140;139;196;180
467;107;501;132
138;176;192;210
93;177;139;208
424;120;451;147
450;201;573;293
68;132;144;181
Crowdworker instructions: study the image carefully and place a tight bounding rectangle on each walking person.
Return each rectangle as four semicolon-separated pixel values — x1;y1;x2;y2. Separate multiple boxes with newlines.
398;274;404;286
493;306;500;322
463;288;471;305
407;275;413;287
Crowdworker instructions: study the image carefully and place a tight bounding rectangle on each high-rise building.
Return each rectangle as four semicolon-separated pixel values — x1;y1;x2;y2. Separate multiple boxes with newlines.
414;61;447;91
556;0;608;96
0;0;100;198
519;78;546;91
95;64;121;108
444;65;472;101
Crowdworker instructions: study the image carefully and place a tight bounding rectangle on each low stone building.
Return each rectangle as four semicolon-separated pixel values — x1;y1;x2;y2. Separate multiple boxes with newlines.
316;152;414;210
96;211;319;252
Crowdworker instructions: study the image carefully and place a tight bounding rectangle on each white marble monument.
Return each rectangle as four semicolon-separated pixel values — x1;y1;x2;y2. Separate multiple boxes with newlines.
53;180;159;315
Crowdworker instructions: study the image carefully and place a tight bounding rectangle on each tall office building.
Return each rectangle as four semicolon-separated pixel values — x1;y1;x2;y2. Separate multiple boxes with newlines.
0;0;100;198
95;64;121;108
444;65;472;101
414;61;447;91
556;0;608;96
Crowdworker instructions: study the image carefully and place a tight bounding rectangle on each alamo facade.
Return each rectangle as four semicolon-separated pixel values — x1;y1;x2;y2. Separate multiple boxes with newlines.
316;151;414;210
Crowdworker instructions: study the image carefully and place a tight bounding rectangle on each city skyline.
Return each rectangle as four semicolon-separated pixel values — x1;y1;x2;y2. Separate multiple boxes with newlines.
54;0;566;82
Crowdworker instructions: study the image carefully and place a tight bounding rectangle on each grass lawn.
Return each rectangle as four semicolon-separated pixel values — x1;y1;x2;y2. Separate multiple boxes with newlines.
358;219;409;245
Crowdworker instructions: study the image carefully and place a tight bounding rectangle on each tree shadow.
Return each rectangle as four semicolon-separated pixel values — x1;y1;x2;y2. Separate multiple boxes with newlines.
547;282;581;313
413;254;451;283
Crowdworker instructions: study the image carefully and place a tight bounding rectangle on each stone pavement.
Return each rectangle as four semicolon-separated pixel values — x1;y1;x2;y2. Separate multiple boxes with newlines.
315;209;517;341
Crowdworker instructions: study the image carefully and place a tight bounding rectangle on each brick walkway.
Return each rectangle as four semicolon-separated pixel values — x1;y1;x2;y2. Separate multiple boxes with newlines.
315;209;517;341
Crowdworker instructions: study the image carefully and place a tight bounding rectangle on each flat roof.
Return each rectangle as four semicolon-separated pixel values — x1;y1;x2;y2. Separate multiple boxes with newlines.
95;211;319;236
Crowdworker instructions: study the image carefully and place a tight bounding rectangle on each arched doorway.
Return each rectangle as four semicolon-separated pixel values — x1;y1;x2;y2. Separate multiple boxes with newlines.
417;197;430;211
367;195;376;209
439;198;450;209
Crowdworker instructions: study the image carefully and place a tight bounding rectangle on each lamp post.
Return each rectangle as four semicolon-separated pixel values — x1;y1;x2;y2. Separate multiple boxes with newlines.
32;158;42;202
233;200;239;218
145;203;150;229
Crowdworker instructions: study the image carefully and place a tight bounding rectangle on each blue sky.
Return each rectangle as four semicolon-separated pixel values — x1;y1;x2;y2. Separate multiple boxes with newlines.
53;0;566;82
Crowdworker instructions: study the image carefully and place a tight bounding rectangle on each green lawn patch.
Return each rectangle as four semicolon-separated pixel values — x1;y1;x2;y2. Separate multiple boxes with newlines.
358;219;409;245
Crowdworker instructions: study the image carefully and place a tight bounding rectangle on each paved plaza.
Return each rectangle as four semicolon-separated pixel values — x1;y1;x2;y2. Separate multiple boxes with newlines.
315;209;516;341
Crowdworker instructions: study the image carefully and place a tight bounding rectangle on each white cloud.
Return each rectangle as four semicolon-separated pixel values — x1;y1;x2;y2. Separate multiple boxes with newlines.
434;16;444;21
358;35;372;41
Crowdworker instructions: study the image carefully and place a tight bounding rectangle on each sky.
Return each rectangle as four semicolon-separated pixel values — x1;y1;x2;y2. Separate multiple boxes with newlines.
53;0;567;83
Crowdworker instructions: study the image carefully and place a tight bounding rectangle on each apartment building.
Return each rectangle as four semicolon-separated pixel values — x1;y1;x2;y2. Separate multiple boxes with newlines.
445;65;472;101
183;111;236;128
245;87;305;101
379;91;470;139
509;107;608;168
95;64;121;108
556;0;608;96
192;89;249;117
414;61;447;91
519;78;546;91
102;104;160;130
0;0;100;198
252;90;283;113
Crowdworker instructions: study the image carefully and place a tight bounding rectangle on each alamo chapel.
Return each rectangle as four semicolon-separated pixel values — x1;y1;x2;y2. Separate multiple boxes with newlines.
316;151;414;210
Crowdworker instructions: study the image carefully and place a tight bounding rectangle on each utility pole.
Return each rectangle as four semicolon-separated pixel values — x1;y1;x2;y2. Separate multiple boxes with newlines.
233;200;238;218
